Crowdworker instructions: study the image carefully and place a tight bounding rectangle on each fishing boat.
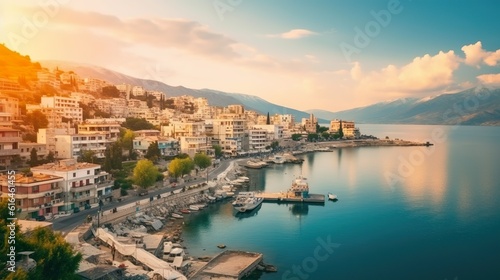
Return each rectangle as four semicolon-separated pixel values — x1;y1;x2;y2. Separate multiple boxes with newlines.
328;193;338;200
232;192;264;212
180;209;191;214
189;205;199;211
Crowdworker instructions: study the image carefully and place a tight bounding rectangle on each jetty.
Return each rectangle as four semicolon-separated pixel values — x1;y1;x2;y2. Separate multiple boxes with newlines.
190;250;263;279
255;176;325;204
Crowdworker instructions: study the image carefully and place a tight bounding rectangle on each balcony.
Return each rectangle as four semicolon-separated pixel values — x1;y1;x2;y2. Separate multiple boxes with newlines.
0;137;22;142
72;194;95;202
71;183;96;192
0;149;20;156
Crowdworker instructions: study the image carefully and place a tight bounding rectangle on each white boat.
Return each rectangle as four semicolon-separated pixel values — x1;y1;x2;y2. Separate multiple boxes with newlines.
238;176;250;182
232;192;264;212
207;196;217;202
328;193;337;200
272;155;286;164
163;242;182;258
226;191;235;198
166;247;185;263
189;205;199;211
172;213;183;219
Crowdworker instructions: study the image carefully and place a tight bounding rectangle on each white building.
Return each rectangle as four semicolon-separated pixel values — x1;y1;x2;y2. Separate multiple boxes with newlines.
132;86;146;96
252;124;284;140
179;136;212;158
78;118;123;140
31;159;113;210
161;119;206;138
329;120;360;139
248;128;269;152
54;133;111;159
40;95;83;123
19;142;48;162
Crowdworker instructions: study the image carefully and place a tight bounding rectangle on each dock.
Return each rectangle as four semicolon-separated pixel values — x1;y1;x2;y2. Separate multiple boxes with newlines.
191;250;263;279
255;192;325;203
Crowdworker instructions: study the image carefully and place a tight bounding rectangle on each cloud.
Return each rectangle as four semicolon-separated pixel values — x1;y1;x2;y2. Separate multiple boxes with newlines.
462;41;500;67
267;29;317;39
477;73;500;85
351;51;461;96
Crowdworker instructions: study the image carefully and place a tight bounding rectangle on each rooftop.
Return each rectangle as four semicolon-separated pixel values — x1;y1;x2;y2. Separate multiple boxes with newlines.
31;159;101;172
0;172;63;185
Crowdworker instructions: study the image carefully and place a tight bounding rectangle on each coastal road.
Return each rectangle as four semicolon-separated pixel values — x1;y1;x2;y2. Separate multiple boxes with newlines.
52;159;235;234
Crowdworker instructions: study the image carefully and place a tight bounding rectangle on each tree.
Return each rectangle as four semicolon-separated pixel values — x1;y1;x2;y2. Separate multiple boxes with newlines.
317;126;329;133
291;134;302;141
321;131;330;140
168;157;194;179
270;141;279;151
120;129;135;158
29;148;38;166
338;120;344;139
78;150;97;163
22;133;37;143
123;117;155;131
212;145;223;158
194;153;211;182
46;151;55;163
266;112;270;125
0;201;82;280
101;85;120;97
133;159;159;189
145;141;161;162
307;133;319;142
111;142;122;170
24;110;48;131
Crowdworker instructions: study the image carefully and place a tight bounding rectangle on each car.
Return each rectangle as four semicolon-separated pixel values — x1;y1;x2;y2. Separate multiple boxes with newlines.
84;203;91;210
138;189;148;196
35;216;46;221
73;207;80;213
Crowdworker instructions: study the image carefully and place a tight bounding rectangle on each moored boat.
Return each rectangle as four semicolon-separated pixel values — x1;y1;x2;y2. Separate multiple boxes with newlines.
328;193;338;200
180;209;191;214
172;213;183;219
232;192;264;212
189;205;199;211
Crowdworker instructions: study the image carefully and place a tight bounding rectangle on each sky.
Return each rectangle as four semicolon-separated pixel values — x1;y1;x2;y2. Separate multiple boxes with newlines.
1;0;500;112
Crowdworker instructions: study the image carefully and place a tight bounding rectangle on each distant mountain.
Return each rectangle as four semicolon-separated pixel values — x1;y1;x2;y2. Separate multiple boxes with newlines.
307;87;500;126
40;60;324;122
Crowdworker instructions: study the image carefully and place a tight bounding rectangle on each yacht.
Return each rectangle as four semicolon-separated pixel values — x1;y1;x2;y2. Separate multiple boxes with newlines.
232;192;264;212
328;193;338;200
272;155;286;164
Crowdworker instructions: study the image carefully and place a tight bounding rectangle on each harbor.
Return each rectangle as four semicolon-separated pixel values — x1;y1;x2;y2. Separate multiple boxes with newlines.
190;251;263;279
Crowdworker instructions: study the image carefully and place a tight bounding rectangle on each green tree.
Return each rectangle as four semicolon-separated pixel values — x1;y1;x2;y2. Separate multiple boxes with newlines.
266;112;270;125
103;145;112;172
46;151;55;162
168;157;194;179
122;117;155;131
338;120;344;139
321;131;330;140
212;144;223;158
132;159;159;189
317;126;329;133
291;134;302;141
270;141;279;151
101;85;120;97
22;133;37;143
120;129;135;157
0;201;82;280
145;141;161;162
29;148;38;166
194;153;212;182
307;133;319;142
24;110;48;131
77;150;97;163
111;142;122;170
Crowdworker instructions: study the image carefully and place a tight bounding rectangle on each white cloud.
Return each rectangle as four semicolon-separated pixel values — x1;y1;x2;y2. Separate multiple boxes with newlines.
477;73;500;85
351;51;461;96
267;29;317;39
462;41;500;67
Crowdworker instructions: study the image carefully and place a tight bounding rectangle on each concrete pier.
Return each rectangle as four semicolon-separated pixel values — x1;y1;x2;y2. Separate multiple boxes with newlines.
255;192;325;203
191;250;263;279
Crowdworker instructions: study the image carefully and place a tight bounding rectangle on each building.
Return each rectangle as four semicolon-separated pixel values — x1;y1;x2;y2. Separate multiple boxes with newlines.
37;127;76;153
211;116;247;155
54;134;111;159
248;128;269;152
132;86;145;96
329;120;360;139
37;71;60;88
133;136;179;157
0;127;21;168
252;124;284;140
40;95;83;123
19;142;48;162
0;78;22;91
0;173;64;219
179;136;212;158
71;92;96;105
78;118;123;140
0;93;21;120
161;119;205;138
31;159;113;210
301;114;318;133
227;104;245;115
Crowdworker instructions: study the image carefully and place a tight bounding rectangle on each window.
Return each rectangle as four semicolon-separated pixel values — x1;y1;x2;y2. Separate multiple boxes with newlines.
32;186;39;193
73;173;76;177
87;170;90;175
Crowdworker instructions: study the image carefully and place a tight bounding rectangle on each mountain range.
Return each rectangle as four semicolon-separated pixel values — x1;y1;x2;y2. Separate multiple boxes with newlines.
40;60;500;126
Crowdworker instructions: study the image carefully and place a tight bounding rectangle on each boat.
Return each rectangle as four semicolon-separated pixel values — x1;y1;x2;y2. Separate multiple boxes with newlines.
328;193;338;200
237;176;250;182
172;213;183;219
225;191;235;198
232;192;264;212
189;205;199;211
180;209;191;214
207;196;216;202
194;203;207;209
245;160;268;169
166;247;185;263
217;244;226;249
272;155;286;164
163;242;182;259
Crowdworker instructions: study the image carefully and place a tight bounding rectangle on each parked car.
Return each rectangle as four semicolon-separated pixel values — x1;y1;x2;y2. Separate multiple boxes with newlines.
35;216;46;221
84;203;91;210
138;189;148;196
73;207;80;213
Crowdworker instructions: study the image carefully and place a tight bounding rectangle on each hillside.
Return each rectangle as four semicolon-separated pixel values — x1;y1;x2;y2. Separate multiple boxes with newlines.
40;60;325;122
307;87;500;126
0;43;41;82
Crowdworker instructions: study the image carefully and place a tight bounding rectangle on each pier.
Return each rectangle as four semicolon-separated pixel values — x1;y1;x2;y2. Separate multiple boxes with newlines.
255;192;325;203
191;250;263;279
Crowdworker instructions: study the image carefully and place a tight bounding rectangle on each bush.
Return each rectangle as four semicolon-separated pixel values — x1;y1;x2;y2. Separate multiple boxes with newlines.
120;188;128;196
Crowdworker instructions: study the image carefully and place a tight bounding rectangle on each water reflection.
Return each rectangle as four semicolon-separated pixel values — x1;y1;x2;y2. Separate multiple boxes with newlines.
288;203;309;216
234;203;262;220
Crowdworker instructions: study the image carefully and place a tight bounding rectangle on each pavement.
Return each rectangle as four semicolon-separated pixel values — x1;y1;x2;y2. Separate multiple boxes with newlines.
52;159;235;234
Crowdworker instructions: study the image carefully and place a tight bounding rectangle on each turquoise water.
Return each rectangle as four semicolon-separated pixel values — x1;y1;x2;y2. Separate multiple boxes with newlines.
182;125;500;280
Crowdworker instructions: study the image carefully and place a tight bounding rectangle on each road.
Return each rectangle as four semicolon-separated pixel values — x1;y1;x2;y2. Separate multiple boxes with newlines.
52;159;235;233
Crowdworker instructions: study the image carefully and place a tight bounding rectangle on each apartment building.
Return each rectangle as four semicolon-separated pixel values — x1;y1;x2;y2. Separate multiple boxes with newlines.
37;127;76;153
31;159;113;210
179;136;212;158
54;133;111;159
161;119;205;138
19;142;48;162
329;120;360;139
0;127;21;168
78;118;123;140
0;173;64;219
0;93;21;120
301;114;318;133
40;95;83;123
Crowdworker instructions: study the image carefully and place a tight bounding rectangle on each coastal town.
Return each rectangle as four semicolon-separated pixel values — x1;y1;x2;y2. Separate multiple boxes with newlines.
1;51;430;279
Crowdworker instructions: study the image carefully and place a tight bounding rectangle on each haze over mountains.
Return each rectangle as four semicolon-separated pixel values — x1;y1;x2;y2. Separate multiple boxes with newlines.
41;60;500;126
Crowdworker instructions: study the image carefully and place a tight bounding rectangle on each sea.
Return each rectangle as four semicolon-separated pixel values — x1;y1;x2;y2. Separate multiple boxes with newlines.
181;124;500;280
